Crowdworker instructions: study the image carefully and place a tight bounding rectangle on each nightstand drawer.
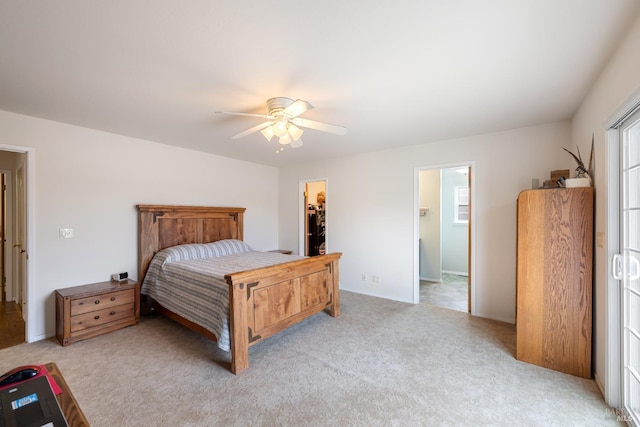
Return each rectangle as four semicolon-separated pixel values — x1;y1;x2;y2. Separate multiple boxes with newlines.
70;304;135;333
71;289;134;315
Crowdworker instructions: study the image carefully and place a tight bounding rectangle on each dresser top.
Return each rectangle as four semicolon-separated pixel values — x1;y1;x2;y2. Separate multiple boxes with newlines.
55;279;138;298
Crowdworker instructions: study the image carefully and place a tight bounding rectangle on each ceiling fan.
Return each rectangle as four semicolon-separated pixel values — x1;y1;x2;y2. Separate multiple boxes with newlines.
215;97;347;151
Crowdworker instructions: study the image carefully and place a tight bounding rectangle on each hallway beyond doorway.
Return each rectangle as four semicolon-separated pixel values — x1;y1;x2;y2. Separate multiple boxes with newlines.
420;273;468;312
0;301;25;350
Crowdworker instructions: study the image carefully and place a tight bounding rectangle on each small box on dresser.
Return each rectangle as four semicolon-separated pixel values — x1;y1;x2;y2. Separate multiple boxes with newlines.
55;279;140;346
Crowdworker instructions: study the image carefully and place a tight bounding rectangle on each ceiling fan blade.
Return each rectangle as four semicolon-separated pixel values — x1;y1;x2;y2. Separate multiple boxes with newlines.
216;111;275;120
232;121;273;139
291;118;348;135
283;99;313;118
291;138;304;148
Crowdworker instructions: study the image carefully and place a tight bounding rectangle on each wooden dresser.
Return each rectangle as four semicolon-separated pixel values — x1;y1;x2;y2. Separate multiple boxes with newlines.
516;187;593;378
56;279;140;346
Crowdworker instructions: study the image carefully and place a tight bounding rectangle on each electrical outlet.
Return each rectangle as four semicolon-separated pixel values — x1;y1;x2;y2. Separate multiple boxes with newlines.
59;228;73;239
361;273;366;281
372;275;379;283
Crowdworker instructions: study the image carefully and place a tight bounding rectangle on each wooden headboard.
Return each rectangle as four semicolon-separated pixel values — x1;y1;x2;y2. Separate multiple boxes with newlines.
137;205;246;282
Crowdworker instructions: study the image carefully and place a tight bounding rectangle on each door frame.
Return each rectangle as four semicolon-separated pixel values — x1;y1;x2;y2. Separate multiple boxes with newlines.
0;144;35;342
603;85;640;408
414;161;476;313
298;178;328;256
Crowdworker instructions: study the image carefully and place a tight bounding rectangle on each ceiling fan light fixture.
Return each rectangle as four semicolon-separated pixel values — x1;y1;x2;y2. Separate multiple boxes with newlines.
273;118;288;137
279;134;292;145
287;124;304;141
217;97;347;153
260;126;274;142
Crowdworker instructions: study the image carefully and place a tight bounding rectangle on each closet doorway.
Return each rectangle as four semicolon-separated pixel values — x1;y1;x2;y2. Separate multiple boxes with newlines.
301;180;326;256
415;164;473;313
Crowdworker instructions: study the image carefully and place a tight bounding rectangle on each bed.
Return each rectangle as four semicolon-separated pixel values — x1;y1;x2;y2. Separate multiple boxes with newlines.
137;205;341;374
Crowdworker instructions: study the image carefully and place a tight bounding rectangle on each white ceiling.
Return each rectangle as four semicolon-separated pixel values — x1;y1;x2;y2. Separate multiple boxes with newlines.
1;1;638;167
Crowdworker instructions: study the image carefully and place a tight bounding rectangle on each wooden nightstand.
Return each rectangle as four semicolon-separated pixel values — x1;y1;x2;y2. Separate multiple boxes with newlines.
55;279;140;346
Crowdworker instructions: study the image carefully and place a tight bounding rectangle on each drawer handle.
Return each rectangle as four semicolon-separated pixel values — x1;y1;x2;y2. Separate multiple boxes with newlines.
110;297;116;301
94;300;100;305
110;311;116;316
94;315;100;320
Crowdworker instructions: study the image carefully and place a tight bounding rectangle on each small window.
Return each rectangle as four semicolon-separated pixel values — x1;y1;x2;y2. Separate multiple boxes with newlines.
454;186;469;223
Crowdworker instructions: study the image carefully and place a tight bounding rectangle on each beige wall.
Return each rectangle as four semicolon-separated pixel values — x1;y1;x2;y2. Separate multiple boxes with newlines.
571;11;640;402
279;121;571;323
0;110;279;341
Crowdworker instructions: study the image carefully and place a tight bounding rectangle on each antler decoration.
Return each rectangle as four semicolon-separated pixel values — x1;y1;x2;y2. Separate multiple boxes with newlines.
563;134;594;179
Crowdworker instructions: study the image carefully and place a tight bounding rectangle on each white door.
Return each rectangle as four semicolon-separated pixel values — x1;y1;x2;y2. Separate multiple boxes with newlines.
617;108;640;423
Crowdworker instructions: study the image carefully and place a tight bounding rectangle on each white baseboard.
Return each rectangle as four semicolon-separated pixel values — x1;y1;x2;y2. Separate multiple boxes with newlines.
593;372;607;402
474;311;515;325
28;331;56;343
442;270;469;277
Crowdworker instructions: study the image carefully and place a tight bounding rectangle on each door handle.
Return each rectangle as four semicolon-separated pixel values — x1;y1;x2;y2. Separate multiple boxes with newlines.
613;254;623;280
612;253;640;281
630;255;640;281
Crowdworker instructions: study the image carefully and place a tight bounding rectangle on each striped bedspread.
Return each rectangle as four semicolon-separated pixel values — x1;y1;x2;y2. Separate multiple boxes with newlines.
141;240;303;352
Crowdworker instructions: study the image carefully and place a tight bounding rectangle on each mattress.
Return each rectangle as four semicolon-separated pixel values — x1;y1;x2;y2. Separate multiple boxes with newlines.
141;240;303;351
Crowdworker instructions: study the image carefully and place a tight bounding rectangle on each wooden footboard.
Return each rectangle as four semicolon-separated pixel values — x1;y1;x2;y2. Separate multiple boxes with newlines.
225;252;341;374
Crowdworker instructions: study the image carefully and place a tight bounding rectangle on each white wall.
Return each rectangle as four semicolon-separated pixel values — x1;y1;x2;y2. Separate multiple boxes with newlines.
0;110;279;341
279;121;570;323
571;12;640;402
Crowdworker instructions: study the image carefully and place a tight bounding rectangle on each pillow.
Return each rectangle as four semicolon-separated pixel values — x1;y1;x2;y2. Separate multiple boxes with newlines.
162;239;253;264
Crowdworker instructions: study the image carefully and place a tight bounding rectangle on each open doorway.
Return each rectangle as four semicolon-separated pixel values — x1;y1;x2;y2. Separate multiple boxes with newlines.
0;149;28;349
300;179;327;256
415;164;472;313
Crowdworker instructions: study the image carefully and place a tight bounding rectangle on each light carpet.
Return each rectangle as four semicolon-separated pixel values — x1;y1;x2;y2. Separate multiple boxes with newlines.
0;291;621;426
